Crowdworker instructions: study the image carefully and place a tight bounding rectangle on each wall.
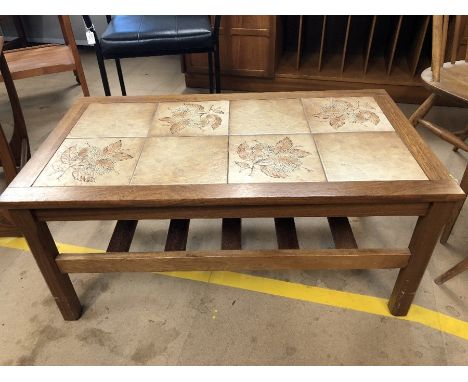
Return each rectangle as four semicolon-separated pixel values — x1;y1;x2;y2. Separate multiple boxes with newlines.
0;15;108;45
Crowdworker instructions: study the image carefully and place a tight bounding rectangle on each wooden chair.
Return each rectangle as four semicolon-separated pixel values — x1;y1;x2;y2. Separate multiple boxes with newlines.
0;16;89;96
0;36;29;236
409;16;468;284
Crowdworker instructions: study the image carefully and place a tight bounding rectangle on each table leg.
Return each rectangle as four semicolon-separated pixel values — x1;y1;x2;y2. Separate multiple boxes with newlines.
388;202;453;316
10;210;82;320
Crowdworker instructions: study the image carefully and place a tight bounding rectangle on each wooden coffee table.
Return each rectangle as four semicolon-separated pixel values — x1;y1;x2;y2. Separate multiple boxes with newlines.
0;90;464;321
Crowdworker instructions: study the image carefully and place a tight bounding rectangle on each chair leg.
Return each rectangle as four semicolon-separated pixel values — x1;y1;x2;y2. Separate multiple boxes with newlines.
214;44;221;93
208;52;214;94
115;59;127;96
435;257;468;285
94;44;111;96
440;164;468;243
409;93;437;126
452;125;468;152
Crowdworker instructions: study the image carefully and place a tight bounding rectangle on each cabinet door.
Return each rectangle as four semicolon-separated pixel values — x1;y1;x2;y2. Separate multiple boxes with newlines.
184;16;276;78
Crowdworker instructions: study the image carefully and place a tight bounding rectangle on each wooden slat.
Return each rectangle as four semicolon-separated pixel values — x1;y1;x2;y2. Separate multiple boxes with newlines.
0;45;75;81
35;202;430;222
327;217;358;249
340;16;352;72
432;15;444;82
274;218;299;249
107;220;138;252
450;16;463;64
296;16;304;70
56;249;411;273
386;16;404;75
409;16;431;76
318;16;327;71
221;218;242;250
165;219;190;251
363;16;377;74
440;16;450;69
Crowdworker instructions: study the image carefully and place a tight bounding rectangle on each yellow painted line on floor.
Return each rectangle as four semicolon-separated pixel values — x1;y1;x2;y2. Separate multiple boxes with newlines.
1;237;467;341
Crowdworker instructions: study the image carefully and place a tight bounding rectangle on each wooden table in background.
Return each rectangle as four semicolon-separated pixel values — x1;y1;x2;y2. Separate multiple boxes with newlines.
0;90;464;321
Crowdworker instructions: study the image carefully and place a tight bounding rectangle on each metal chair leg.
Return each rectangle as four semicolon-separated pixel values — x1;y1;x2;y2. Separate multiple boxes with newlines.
95;45;111;96
208;52;214;94
214;45;221;93
115;59;127;96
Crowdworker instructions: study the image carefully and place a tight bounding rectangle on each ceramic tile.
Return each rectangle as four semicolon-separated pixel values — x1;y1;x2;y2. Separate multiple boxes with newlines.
314;132;428;182
149;100;229;137
302;97;395;133
34;138;145;186
69;103;156;138
131;136;228;185
228;134;326;184
229;98;310;135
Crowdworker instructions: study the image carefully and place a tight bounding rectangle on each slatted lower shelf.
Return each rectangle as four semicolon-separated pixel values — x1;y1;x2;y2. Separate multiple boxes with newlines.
56;249;411;273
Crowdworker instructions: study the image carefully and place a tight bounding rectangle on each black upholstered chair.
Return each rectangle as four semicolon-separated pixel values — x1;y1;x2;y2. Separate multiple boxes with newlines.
82;15;221;95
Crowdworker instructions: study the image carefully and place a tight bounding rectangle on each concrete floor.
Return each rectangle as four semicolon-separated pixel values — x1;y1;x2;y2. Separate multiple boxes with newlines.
0;49;467;365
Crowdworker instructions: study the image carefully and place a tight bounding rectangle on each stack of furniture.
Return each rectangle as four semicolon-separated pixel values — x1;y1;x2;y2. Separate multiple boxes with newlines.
183;16;468;103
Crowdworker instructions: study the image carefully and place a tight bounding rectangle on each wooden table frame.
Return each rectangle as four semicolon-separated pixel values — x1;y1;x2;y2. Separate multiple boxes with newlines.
0;90;464;321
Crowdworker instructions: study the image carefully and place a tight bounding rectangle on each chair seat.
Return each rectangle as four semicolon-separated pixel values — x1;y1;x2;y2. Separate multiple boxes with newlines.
100;16;214;59
421;60;468;103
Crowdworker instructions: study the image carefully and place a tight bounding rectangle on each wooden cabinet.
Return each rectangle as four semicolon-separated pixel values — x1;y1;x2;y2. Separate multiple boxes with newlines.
184;15;468;103
184;16;276;78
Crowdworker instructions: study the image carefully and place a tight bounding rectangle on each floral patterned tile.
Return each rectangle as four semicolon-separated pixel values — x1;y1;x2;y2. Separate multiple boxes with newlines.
228;134;326;184
302;97;395;133
229;98;310;135
314;132;428;182
149;101;229;137
34;138;145;186
69;103;156;138
131;136;228;185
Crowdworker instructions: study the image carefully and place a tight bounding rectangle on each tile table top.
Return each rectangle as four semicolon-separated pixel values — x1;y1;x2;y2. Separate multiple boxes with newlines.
30;94;429;187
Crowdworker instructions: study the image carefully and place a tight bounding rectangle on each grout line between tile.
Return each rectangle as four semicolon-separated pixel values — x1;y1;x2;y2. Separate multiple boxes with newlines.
146;102;159;138
128;139;149;185
311;134;329;182
300;97;315;135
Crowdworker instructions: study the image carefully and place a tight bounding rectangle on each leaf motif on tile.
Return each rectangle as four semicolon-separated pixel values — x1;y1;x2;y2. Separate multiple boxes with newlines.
51;139;133;183
160;103;225;135
311;98;381;129
60;145;79;165
235;137;311;179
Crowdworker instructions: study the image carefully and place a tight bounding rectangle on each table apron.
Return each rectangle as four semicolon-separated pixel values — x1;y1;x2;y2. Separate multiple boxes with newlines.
34;202;431;221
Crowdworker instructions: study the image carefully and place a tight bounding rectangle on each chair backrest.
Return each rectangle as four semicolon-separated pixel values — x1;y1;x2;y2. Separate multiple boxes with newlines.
431;15;467;82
